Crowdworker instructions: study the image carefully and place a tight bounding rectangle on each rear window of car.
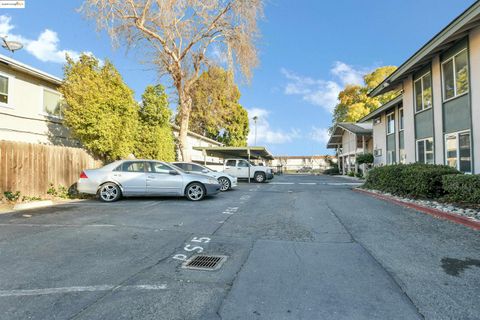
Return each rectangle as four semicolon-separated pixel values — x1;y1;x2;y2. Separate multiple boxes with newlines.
173;163;186;170
120;161;145;172
226;160;236;167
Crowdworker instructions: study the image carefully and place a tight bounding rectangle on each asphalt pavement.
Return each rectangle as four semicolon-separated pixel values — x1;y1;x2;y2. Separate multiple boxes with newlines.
0;174;478;320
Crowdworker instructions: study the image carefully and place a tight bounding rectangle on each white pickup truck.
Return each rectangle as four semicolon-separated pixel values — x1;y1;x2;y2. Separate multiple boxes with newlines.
223;159;274;183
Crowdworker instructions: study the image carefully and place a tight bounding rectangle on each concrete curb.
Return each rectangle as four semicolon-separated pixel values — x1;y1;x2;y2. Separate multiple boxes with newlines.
13;200;53;211
354;188;480;231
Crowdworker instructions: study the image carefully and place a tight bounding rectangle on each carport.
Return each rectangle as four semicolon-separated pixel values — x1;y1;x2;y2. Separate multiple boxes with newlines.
193;146;274;183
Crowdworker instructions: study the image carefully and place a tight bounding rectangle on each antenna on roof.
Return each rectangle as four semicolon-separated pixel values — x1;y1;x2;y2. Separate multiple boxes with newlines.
1;36;23;53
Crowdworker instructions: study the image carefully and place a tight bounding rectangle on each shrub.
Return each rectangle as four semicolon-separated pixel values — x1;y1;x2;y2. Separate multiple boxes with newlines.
3;191;21;202
442;174;480;203
323;167;340;175
364;163;459;198
347;171;355;177
356;153;374;165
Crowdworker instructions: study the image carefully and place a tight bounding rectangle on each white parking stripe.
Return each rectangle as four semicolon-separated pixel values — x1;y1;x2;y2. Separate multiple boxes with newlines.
0;284;168;297
298;182;317;185
0;224;116;228
269;182;295;185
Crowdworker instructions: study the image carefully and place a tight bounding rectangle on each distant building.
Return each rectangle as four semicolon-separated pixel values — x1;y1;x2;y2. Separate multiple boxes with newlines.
271;155;336;172
326;122;373;174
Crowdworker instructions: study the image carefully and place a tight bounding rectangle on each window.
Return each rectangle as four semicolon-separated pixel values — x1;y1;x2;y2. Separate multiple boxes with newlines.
399;108;404;131
387;112;395;135
442;49;469;101
150;162;172;174
226;160;236;167
188;164;205;172
43;89;65;117
445;131;471;173
416;138;434;164
414;73;432;112
0;75;9;104
121;161;146;172
387;150;395;165
173;163;186;170
237;160;250;167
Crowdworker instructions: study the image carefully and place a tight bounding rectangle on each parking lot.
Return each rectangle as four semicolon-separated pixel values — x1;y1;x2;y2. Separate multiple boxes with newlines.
0;174;479;320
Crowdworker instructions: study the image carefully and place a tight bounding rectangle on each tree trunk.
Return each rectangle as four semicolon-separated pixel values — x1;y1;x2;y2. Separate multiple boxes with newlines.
177;89;192;162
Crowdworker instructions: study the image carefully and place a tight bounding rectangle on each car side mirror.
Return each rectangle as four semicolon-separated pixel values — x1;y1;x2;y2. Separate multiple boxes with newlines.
202;169;209;173
169;170;179;175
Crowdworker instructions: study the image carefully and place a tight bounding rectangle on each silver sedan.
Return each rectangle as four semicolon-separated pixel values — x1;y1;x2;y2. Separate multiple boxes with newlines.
77;160;221;202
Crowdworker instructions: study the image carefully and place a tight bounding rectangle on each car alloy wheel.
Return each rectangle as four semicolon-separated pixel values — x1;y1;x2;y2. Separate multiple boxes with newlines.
218;177;231;191
99;183;121;202
254;172;265;183
186;183;205;201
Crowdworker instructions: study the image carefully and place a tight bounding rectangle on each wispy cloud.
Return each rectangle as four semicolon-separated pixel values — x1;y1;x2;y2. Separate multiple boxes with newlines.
247;108;300;145
0;15;92;64
281;62;368;113
310;126;331;144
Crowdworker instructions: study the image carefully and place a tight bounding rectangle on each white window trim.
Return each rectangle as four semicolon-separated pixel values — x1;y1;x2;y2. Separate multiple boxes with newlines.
416;137;434;164
441;48;469;102
386;112;395;135
39;86;64;120
414;72;432;114
0;71;14;109
399;107;404;131
444;130;472;173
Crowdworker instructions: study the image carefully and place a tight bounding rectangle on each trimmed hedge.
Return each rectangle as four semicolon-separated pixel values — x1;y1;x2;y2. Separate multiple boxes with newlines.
364;164;459;198
442;174;480;203
323;167;340;175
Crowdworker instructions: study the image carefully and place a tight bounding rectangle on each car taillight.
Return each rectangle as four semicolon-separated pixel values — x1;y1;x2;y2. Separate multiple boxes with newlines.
79;171;88;179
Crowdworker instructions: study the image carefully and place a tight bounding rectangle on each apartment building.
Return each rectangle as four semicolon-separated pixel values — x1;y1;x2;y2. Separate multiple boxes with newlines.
361;1;480;173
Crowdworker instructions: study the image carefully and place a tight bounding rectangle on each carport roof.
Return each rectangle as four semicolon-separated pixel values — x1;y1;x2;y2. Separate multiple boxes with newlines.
193;146;274;160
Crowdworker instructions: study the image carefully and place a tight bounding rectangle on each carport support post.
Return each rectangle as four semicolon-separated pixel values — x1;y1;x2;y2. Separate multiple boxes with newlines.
248;148;251;183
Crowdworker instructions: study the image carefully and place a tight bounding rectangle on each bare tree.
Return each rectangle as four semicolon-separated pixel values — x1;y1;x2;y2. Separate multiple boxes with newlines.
82;0;263;160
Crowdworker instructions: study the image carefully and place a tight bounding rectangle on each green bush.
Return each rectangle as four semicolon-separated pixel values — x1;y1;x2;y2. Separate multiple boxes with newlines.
347;171;355;177
356;153;374;165
364;163;459;198
3;191;21;202
442;174;480;203
323;167;340;175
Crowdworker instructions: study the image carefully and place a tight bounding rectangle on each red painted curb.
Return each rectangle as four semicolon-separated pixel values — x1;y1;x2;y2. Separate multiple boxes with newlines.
354;188;480;231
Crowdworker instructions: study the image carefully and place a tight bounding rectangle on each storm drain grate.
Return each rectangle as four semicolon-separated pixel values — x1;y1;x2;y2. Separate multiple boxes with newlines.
182;255;227;271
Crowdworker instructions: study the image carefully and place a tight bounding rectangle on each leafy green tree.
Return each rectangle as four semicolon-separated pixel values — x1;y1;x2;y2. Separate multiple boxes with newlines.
60;54;138;161
332;66;398;125
134;85;176;161
187;67;249;146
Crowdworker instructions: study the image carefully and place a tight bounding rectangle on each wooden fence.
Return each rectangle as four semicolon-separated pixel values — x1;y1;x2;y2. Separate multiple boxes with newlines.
0;140;101;197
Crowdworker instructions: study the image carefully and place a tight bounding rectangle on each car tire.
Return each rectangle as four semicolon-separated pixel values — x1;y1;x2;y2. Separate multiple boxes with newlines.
98;182;122;202
218;177;231;191
185;182;206;201
254;172;266;183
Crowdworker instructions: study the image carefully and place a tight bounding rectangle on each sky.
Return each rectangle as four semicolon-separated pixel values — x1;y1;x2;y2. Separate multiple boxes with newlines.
0;0;476;156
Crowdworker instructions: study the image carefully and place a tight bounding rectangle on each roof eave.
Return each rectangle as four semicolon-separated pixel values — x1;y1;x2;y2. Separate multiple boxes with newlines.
369;1;480;97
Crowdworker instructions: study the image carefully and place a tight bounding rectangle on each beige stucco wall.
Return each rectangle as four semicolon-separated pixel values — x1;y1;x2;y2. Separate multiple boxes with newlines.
470;26;480;173
403;75;416;163
372;113;386;165
340;131;357;156
0;66;77;146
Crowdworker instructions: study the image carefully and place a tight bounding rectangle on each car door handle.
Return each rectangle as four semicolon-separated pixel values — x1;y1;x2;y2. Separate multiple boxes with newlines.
147;175;155;179
113;174;122;177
